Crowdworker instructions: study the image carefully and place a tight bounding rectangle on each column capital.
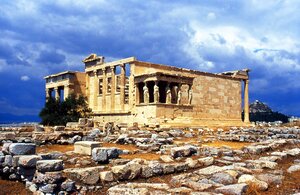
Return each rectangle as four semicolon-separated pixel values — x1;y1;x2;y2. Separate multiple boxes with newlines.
110;66;115;70
120;63;125;68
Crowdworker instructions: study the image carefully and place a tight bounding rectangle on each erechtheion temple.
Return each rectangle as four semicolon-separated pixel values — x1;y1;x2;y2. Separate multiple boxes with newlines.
44;54;250;127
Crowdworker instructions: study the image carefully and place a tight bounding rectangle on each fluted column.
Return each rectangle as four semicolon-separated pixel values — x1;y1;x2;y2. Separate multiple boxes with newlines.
46;88;50;99
54;87;60;101
85;72;90;105
64;85;69;100
135;83;140;104
93;70;99;111
110;66;116;111
102;68;107;112
120;64;126;111
244;79;250;123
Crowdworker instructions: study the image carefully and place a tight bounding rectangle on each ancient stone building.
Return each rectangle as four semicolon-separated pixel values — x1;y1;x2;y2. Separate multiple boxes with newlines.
45;54;250;127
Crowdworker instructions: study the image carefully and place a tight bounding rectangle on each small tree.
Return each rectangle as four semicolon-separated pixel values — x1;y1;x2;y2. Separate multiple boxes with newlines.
39;95;92;126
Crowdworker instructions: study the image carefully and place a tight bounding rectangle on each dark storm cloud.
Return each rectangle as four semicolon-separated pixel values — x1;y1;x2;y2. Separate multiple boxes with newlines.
0;0;299;122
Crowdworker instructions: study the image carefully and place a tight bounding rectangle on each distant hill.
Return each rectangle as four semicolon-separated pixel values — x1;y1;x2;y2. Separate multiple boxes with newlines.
243;100;289;123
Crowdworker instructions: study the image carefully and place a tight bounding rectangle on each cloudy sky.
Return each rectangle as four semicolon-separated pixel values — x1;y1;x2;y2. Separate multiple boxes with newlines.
0;0;299;122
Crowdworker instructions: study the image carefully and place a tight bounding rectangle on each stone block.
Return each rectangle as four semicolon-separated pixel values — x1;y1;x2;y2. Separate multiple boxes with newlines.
170;145;198;158
53;126;65;131
66;122;79;128
63;166;104;185
3;155;13;166
74;141;102;155
100;171;114;182
33;171;63;184
0;132;16;140
36;160;64;173
78;118;87;125
92;147;120;163
34;125;45;132
8;143;36;155
19;155;42;168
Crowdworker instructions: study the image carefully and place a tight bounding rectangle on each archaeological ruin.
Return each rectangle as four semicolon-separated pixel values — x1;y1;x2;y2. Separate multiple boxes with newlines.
45;54;250;127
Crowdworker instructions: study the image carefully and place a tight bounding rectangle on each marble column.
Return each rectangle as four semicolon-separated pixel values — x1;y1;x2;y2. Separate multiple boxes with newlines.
102;67;107;112
244;79;250;123
54;87;60;101
135;83;140;104
110;66;116;111
46;88;50;99
120;64;126;110
64;85;69;100
85;72;90;105
93;70;99;110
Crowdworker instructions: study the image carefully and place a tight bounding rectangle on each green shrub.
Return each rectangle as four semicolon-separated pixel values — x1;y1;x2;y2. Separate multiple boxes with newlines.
39;95;91;126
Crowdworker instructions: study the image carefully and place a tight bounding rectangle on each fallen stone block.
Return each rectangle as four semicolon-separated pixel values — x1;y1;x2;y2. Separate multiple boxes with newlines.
111;163;142;180
74;141;101;155
18;155;42;168
92;147;120;163
39;184;57;194
33;171;63;184
100;171;114;182
256;173;283;185
0;132;16;140
238;174;268;191
211;172;235;185
53;126;65;131
64;166;104;185
215;183;248;195
61;180;76;192
170;145;198;158
287;164;300;173
9;143;36;155
107;183;169;195
198;157;214;166
195;165;230;175
36;160;64;173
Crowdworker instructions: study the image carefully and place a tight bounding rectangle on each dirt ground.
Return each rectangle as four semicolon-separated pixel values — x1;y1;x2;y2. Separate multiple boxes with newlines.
0;179;32;195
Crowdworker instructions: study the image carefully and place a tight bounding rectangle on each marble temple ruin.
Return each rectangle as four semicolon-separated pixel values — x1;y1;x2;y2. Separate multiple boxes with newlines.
44;54;250;127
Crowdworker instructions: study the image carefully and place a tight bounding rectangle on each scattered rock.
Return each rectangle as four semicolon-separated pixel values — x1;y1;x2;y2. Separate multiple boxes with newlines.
215;183;248;195
238;174;268;191
170;145;198;158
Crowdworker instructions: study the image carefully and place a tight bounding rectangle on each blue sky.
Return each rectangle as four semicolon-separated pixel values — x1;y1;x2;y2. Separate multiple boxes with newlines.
0;0;299;122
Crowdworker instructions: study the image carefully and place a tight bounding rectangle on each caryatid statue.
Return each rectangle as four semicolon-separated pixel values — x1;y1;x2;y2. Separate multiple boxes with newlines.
177;86;182;105
154;81;159;103
143;83;149;103
188;86;193;105
166;84;172;104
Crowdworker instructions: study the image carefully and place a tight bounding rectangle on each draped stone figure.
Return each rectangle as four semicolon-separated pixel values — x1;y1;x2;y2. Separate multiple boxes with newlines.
177;89;182;105
188;87;193;105
143;84;149;103
154;82;159;103
166;85;171;104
